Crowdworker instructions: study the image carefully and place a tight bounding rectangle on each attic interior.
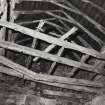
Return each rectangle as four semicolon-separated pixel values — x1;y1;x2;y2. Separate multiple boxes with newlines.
1;0;105;105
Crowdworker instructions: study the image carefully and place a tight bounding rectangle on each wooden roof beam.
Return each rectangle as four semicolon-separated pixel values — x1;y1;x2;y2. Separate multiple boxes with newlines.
50;1;105;38
58;19;71;30
69;39;92;77
47;27;78;74
0;56;101;87
77;36;93;49
79;0;105;14
0;65;101;94
46;11;104;45
26;20;45;69
33;27;78;62
0;40;105;76
0;40;95;72
0;21;103;59
0;56;103;93
16;0;65;3
17;18;56;25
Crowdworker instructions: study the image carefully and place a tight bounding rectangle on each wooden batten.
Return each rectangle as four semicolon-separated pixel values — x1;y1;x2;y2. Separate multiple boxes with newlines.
7;0;16;42
51;1;105;38
26;20;45;69
0;21;104;59
17;0;65;3
0;0;7;56
33;27;78;62
0;40;97;73
0;56;103;88
0;56;103;94
47;11;104;45
0;0;105;102
48;27;78;74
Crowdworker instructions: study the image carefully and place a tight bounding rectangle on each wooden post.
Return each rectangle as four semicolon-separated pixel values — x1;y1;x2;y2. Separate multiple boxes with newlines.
69;38;93;77
8;0;17;42
0;0;7;56
48;27;78;75
26;20;45;69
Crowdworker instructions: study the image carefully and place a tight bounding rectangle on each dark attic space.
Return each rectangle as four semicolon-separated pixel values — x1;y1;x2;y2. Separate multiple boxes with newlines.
1;0;105;105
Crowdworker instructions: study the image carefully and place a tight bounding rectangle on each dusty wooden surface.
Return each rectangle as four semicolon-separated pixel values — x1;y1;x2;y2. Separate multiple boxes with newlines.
0;0;105;105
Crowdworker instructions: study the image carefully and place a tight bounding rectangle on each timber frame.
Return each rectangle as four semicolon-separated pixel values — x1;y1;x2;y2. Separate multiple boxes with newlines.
0;0;105;104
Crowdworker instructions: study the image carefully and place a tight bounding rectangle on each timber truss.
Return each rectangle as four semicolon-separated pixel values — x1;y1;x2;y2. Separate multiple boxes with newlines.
0;0;105;103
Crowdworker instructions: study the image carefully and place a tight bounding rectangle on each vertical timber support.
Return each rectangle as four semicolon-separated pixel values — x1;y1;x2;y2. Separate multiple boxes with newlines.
26;20;45;69
0;0;7;56
6;0;18;59
8;0;19;42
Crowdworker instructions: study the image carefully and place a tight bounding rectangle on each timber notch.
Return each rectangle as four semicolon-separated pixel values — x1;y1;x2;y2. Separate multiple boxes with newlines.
0;0;105;105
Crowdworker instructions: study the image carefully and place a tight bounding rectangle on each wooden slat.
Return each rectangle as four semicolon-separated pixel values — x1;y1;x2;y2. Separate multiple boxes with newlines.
69;40;92;77
48;47;64;74
26;20;45;69
0;65;102;94
34;81;102;94
0;56;103;88
69;38;104;78
58;19;70;30
79;0;105;14
90;47;105;80
48;27;78;74
0;21;103;59
43;89;83;98
15;10;62;15
0;40;96;72
16;0;65;3
48;32;61;38
77;36;93;49
16;37;31;44
69;55;90;77
0;0;7;56
46;21;67;31
0;66;23;77
0;40;105;76
46;11;104;45
8;0;16;42
51;1;105;38
33;27;78;61
17;18;55;25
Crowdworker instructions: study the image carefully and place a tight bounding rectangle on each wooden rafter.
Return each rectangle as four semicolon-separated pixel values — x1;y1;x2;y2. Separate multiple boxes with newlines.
17;18;56;25
1;40;105;76
14;10;62;15
16;0;65;3
0;40;95;72
48;27;78;74
0;21;103;59
46;21;67;31
0;65;101;94
43;89;86;98
0;56;103;94
58;19;71;30
26;20;45;69
33;27;78;61
69;39;92;77
89;47;105;80
46;11;104;45
0;56;101;88
8;0;16;42
78;0;105;14
77;36;93;49
0;0;7;56
50;1;105;38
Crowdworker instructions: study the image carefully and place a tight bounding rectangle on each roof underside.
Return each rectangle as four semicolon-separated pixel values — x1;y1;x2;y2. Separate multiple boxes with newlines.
0;0;105;105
